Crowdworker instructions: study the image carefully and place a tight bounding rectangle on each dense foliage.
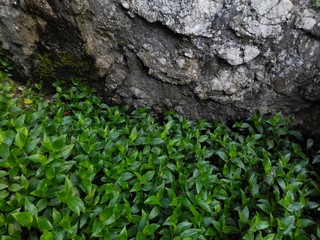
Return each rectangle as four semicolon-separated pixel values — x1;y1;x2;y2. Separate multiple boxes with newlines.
0;62;320;239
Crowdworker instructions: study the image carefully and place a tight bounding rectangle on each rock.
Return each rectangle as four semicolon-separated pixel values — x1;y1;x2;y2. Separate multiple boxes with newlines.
0;0;319;133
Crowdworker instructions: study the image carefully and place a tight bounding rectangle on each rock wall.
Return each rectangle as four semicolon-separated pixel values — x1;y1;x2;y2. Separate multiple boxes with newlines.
0;0;319;131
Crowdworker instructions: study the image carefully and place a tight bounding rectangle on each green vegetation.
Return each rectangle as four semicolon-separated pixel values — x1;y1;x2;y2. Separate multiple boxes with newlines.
1;62;320;240
315;0;320;7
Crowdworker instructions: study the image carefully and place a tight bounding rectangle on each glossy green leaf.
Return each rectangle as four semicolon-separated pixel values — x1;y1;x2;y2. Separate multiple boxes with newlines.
24;197;37;216
216;151;228;161
0;143;10;159
65;197;85;216
12;212;33;228
40;231;54;240
176;221;192;234
118;226;128;240
151;138;164;145
296;219;315;228
143;224;160;235
198;200;212;213
52;208;61;225
180;229;202;239
144;195;160;205
58;144;74;159
14;132;26;148
0;183;8;191
91;219;104;237
141;170;155;184
52;134;67;150
26;154;47;165
130;127;138;141
8;183;23;192
64;176;74;196
222;226;240;234
149;206;160;220
36;216;53;230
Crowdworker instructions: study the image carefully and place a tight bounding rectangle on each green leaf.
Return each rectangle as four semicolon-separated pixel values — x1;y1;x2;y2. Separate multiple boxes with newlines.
141;170;155;184
52;208;61;225
313;155;320;164
58;144;74;159
12;212;33;228
198;135;208;143
91;219;104;237
46;166;56;180
42;134;53;151
175;222;192;234
243;232;254;240
144;196;160;205
130;127;138;141
180;229;202;239
26;154;47;165
14;114;26;128
196;178;202;194
52;134;67;150
278;216;295;230
24;197;37;216
257;199;272;214
286;182;303;192
0;143;10;159
36;216;53;230
296;219;315;228
14;132;26;148
130;182;141;192
149;206;160;220
25;138;40;153
65;197;85;216
64;176;74;196
40;231;54;240
136;231;146;240
287;202;305;212
241;206;249;221
0;183;8;190
216;151;228;161
264;234;275;240
253;221;269;231
143;224;160;235
118;226;128;240
138;211;149;231
8;183;23;192
198;200;212;213
99;206;114;222
151;138;164;145
120;172;135;181
222;226;240;234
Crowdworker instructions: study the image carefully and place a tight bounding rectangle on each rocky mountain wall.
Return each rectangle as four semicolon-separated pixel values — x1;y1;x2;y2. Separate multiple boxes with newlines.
0;0;319;132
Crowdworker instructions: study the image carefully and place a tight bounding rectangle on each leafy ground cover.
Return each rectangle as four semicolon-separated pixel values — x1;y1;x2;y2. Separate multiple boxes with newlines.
0;62;320;240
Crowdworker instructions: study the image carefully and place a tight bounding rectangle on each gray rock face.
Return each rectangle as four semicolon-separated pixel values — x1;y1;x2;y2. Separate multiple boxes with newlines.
0;0;319;132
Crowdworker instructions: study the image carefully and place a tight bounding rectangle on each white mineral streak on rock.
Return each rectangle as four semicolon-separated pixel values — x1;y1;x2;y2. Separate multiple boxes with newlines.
216;43;260;66
244;46;260;63
250;0;279;15
210;67;253;95
217;46;243;66
295;9;317;31
195;67;254;100
231;0;293;38
120;0;223;37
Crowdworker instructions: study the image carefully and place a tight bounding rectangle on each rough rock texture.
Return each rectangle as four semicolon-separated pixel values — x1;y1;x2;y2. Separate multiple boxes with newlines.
0;0;319;132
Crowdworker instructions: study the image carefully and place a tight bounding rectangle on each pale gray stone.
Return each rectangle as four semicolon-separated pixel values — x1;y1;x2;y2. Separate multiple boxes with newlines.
0;0;319;133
